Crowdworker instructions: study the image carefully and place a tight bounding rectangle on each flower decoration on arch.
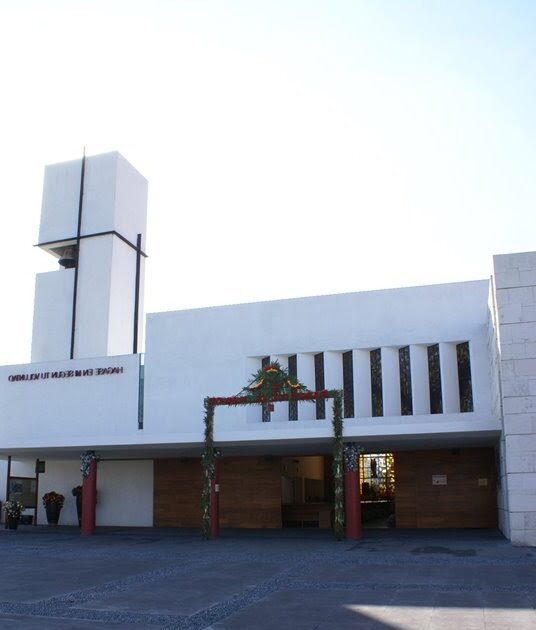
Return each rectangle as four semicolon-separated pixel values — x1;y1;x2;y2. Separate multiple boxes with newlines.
239;360;310;403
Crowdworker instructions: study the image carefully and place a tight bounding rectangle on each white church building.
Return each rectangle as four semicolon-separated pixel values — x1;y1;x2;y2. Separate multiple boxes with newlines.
0;152;535;546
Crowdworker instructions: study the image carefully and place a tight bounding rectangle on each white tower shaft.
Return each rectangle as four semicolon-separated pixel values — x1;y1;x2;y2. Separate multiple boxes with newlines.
31;152;148;362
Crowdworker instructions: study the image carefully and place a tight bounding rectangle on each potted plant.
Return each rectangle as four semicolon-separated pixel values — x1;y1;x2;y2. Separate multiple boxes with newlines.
3;500;24;530
42;491;65;526
72;486;83;526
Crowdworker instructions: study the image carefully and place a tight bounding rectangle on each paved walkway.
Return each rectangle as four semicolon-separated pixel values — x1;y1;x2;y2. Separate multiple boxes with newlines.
0;526;534;628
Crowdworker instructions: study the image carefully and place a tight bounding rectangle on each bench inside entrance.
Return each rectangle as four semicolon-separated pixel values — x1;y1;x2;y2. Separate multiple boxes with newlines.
282;502;333;528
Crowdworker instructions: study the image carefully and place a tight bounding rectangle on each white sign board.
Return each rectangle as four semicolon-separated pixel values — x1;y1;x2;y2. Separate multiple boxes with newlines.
432;474;447;486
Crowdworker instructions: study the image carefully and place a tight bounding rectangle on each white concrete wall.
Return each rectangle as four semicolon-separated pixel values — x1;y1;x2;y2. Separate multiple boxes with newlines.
440;342;460;414
354;349;372;417
297;354;316;421
75;235;114;358
96;460;153;527
39;158;82;244
36;460;81;525
79;153;119;236
107;237;138;356
136;256;146;352
488;283;503;422
382;347;401;417
6;279;501;455
410;344;430;415
32;459;153;527
39;152;148;245
34;234;142;360
494;251;536;546
113;153;149;249
324;351;343;422
143;280;498;447
31;269;74;362
0;354;141;449
34;152;148;362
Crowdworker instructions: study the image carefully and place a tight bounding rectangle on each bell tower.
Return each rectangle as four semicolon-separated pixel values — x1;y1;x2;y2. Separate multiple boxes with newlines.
31;151;148;362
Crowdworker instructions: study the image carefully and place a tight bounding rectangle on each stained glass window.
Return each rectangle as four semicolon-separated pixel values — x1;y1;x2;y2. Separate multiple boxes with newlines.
315;352;325;419
359;453;395;501
288;354;298;421
370;348;383;417
261;355;271;422
456;342;473;412
399;346;413;416
427;344;443;414
342;351;354;418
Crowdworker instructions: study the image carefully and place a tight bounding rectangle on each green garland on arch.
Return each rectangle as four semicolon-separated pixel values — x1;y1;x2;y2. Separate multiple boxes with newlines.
331;390;345;540
201;384;346;541
238;360;308;401
201;398;215;539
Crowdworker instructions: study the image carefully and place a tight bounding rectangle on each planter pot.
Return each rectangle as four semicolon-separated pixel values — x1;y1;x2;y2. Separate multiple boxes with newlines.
45;503;62;526
6;515;20;530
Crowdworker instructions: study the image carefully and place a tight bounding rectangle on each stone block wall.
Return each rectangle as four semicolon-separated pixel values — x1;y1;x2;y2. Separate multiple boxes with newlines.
494;251;536;546
488;284;509;537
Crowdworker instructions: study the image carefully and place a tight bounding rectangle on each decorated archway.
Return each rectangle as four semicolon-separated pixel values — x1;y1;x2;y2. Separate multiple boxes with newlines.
201;361;360;540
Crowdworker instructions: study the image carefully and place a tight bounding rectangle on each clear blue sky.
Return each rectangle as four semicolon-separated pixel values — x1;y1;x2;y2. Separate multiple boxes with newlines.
0;1;534;363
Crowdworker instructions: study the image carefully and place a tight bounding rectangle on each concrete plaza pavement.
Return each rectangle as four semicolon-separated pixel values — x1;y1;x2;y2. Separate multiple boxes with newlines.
0;526;534;629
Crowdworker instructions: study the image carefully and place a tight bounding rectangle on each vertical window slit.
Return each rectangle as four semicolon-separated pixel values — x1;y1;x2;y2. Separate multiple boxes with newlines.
261;355;271;422
399;346;413;416
315;353;325;419
370;348;383;417
288;354;298;421
427;344;443;414
342;351;354;418
456;341;473;412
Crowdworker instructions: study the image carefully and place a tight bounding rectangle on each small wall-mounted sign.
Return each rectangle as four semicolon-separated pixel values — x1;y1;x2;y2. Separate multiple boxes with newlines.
478;478;488;486
432;474;447;486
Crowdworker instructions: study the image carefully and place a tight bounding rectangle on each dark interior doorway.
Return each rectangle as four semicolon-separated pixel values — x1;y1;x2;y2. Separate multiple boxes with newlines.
280;453;397;530
281;455;333;528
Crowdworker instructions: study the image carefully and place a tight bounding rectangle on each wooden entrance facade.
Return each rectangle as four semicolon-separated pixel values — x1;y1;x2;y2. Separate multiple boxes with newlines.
153;447;498;530
154;457;282;528
395;447;497;528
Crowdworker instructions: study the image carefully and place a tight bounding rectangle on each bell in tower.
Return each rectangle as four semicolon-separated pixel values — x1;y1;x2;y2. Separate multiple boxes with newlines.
58;245;78;269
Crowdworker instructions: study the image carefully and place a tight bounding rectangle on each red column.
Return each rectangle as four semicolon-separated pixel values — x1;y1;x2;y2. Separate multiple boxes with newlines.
210;457;221;539
34;458;40;526
4;455;11;530
81;459;97;536
344;463;362;540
